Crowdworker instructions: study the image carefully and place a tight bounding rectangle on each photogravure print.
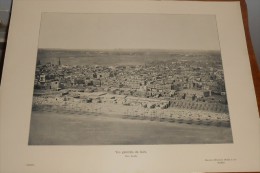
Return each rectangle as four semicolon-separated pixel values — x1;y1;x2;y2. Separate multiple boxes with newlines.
28;13;233;145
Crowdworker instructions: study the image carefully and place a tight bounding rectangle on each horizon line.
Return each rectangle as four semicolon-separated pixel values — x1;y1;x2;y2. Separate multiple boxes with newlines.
38;48;221;52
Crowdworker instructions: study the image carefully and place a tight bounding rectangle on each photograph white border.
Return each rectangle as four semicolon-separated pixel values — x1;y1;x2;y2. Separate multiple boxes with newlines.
0;1;259;173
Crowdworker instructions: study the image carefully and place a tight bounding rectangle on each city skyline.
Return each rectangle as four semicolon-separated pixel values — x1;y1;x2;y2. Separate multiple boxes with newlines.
29;49;232;145
37;48;222;66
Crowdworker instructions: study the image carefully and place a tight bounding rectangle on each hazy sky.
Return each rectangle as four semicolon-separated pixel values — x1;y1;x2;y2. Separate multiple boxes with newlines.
0;0;12;11
0;11;10;25
38;13;220;51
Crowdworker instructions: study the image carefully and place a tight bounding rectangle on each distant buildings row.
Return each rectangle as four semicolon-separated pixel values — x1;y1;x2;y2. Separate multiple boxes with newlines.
34;57;227;104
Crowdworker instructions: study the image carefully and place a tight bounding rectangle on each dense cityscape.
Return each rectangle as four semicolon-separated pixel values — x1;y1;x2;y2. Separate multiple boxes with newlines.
29;49;233;145
33;49;228;113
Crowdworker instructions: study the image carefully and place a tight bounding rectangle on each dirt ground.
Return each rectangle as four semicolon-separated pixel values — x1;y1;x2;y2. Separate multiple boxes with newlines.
28;111;233;145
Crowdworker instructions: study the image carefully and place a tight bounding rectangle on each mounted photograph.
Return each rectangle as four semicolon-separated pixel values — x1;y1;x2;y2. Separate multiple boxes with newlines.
28;13;233;145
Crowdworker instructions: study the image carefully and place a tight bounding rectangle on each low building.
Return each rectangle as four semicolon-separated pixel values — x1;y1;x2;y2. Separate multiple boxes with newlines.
51;81;61;90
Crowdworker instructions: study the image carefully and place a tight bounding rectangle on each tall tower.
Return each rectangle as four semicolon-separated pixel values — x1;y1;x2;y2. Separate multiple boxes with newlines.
58;57;61;66
0;18;3;27
36;59;41;66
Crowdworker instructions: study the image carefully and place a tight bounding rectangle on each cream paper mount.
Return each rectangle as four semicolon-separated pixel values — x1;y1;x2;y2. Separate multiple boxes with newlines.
0;0;260;173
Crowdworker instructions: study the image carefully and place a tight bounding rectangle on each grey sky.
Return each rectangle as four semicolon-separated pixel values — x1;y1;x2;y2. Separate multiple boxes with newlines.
0;0;12;11
0;11;10;25
39;13;220;51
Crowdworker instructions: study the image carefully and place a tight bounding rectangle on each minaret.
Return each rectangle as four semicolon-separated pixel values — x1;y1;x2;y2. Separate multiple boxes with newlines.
36;59;41;65
0;18;4;27
58;57;61;66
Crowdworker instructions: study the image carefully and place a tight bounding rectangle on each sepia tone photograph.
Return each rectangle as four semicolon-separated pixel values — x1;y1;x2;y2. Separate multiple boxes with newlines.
28;13;233;145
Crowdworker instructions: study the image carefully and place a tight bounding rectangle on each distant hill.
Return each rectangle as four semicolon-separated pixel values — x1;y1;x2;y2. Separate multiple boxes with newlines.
37;48;221;66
